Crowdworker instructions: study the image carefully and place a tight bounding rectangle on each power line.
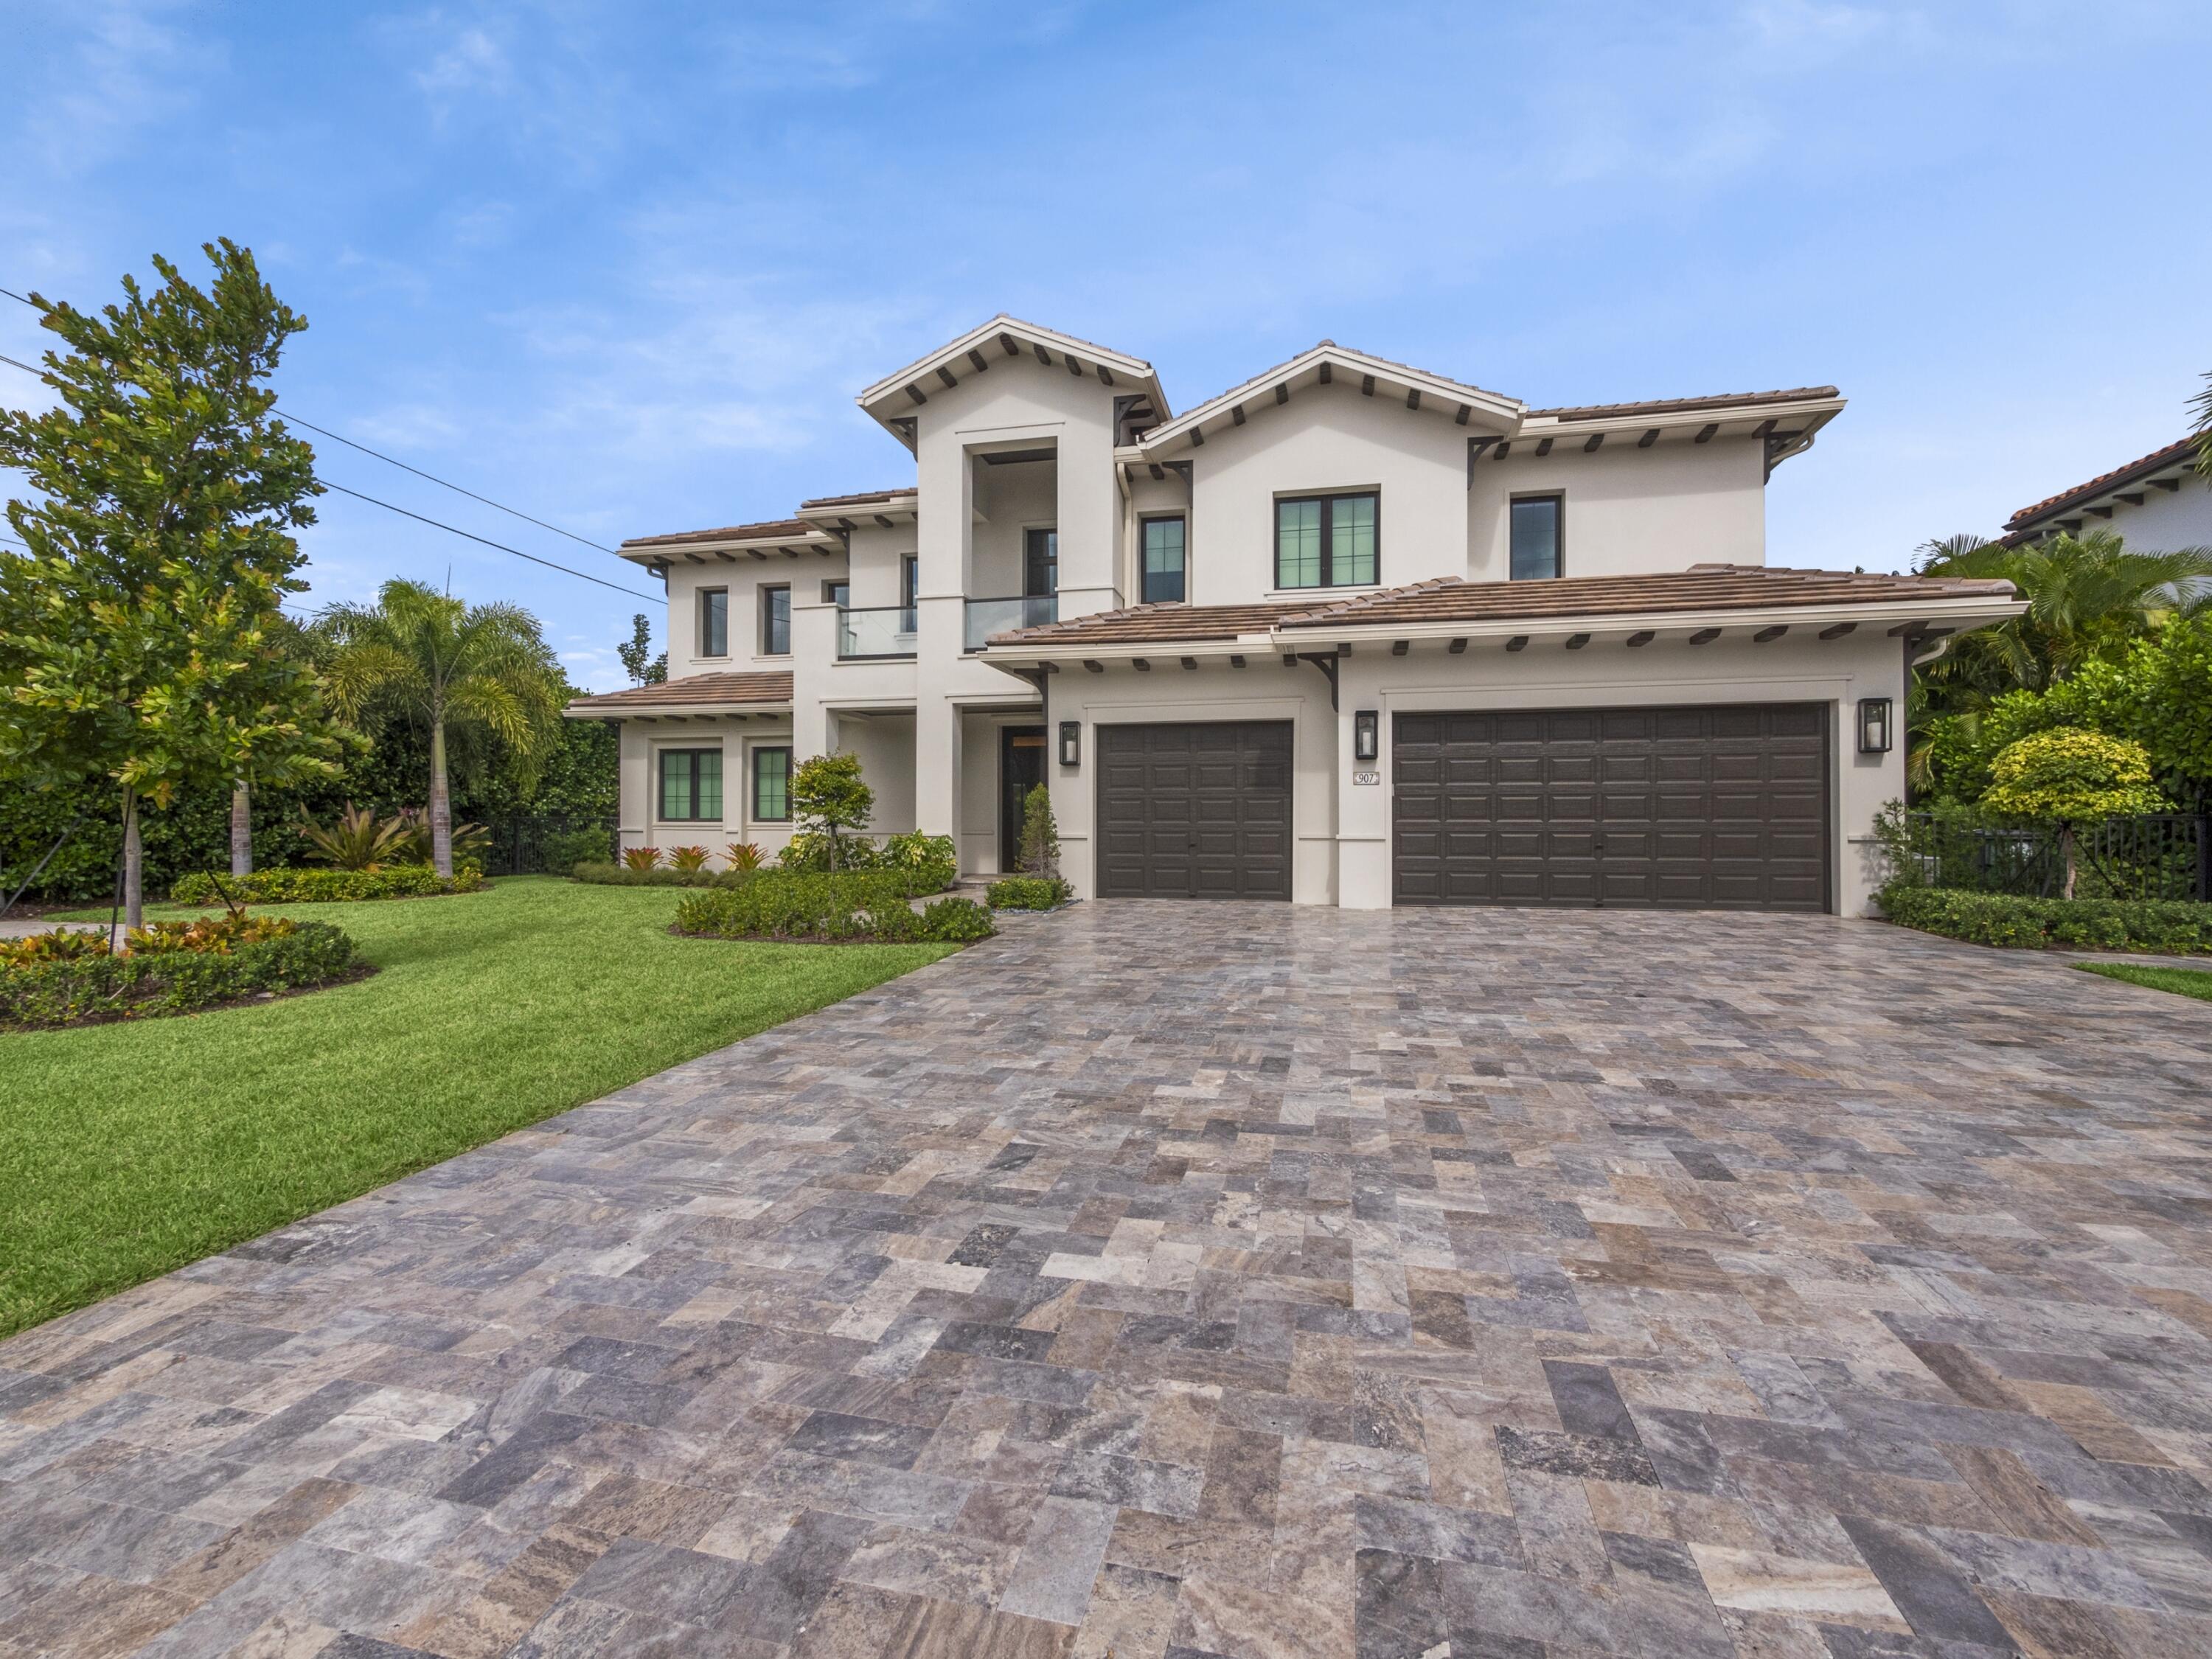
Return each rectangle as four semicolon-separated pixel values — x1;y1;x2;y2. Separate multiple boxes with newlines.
6;285;619;554
0;347;661;602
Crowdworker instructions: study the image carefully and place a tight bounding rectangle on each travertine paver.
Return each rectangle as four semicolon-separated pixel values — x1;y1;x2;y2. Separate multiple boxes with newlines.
4;902;2212;1658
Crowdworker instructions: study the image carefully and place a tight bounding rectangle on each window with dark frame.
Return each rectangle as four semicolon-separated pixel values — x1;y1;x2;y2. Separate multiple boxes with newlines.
900;554;919;609
759;584;790;654
1023;527;1058;597
752;746;792;821
698;588;728;657
1509;495;1562;581
1141;515;1186;604
823;579;849;606
658;748;723;821
1275;491;1377;589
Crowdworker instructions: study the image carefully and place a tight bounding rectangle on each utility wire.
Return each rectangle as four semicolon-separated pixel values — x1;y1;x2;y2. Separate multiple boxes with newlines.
0;346;660;602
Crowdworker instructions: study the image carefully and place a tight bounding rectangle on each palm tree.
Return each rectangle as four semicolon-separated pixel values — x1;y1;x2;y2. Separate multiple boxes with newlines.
318;580;564;875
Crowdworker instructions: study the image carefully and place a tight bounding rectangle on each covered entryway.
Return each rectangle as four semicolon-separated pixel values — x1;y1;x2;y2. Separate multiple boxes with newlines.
1392;703;1829;910
1096;720;1293;899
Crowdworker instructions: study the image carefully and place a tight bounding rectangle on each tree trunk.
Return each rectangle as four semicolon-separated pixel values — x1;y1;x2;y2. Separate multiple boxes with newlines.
429;722;453;877
828;824;839;872
122;786;144;935
2061;824;2078;902
231;783;253;876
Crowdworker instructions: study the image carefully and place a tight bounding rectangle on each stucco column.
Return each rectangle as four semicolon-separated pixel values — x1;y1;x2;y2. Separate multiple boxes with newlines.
1052;414;1121;622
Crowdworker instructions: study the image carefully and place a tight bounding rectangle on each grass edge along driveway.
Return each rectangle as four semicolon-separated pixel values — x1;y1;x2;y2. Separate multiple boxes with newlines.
2075;959;2212;1003
1;877;956;1340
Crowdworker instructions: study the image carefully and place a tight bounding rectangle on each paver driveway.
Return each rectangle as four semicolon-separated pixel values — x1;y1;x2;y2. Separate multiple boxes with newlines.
4;904;2212;1659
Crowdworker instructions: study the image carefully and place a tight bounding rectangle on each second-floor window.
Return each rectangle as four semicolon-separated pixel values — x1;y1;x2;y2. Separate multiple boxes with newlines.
823;579;849;606
1142;516;1186;603
900;554;919;610
698;588;728;657
760;584;790;654
1024;527;1057;597
660;748;722;821
1276;491;1377;589
1510;495;1562;580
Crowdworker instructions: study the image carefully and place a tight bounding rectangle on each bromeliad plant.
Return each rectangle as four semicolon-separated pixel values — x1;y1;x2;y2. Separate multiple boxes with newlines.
667;846;712;873
621;846;663;871
725;841;764;872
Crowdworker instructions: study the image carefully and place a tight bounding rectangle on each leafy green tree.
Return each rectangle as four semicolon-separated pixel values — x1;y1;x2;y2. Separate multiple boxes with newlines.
1017;782;1060;877
789;752;873;871
618;613;667;685
1980;728;2167;899
318;580;566;875
0;240;345;927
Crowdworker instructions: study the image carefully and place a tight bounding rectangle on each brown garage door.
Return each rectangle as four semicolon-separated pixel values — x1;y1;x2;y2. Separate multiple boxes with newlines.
1096;722;1293;899
1393;705;1829;911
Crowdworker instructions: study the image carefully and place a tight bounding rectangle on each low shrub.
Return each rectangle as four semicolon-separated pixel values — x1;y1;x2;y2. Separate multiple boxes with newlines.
987;876;1071;911
0;918;358;1027
675;871;992;944
776;831;886;873
570;860;742;889
542;827;611;874
170;865;484;905
880;832;959;893
1877;885;2212;953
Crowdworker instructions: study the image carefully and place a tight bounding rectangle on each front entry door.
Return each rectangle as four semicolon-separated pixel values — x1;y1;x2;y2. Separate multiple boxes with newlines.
1001;726;1046;872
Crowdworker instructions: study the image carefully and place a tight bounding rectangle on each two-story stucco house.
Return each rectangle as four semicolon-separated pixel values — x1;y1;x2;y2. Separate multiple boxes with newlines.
567;316;2022;914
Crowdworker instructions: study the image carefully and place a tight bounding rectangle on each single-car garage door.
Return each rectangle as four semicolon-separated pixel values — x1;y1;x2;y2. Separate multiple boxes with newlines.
1393;704;1829;911
1097;721;1293;899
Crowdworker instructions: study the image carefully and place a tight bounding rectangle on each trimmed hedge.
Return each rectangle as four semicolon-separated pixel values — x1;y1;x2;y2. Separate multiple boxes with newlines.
170;864;484;904
675;872;992;944
0;922;359;1027
571;860;737;889
541;827;611;874
987;877;1071;911
1878;886;2212;953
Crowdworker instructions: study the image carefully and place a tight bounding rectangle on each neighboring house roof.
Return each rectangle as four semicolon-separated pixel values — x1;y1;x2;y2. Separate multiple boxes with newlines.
565;670;793;717
2003;436;2201;536
987;566;2017;649
798;487;918;509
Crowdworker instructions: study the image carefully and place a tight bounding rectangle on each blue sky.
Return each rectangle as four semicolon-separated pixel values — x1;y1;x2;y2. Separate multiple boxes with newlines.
4;1;2208;691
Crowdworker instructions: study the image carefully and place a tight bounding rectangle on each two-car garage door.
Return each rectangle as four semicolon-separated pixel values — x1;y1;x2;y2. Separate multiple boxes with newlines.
1393;704;1829;911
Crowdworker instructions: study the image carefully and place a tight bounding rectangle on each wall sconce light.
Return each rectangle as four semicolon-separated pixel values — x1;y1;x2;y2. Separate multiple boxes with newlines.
1058;720;1081;768
1857;696;1893;755
1354;709;1380;762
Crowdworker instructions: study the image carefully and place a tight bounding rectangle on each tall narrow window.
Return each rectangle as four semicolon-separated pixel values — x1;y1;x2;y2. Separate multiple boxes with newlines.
1510;496;1562;581
1276;491;1379;588
753;746;791;821
823;579;849;606
1141;516;1186;604
698;588;728;657
760;584;790;654
659;748;723;821
1024;527;1058;597
900;554;919;609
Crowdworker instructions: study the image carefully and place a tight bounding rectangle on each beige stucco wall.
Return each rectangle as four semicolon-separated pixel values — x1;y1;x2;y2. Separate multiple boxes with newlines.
1470;437;1767;579
615;715;798;866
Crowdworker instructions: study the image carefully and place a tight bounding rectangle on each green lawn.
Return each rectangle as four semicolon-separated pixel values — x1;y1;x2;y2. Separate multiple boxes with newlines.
2;877;955;1338
2075;961;2212;1004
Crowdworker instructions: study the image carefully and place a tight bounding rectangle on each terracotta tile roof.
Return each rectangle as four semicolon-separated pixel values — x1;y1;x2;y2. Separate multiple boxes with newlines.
2004;436;2199;531
1276;566;2016;630
989;567;2015;648
621;518;814;550
1527;387;1840;422
989;599;1332;647
567;671;793;713
799;487;918;509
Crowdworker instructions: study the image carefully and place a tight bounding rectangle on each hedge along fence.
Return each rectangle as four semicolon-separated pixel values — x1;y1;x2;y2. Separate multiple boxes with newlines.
675;872;992;944
1877;886;2212;953
170;865;485;905
0;918;361;1028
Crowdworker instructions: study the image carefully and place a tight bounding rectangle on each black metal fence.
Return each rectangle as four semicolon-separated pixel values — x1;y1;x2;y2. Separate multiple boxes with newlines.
477;814;620;877
1898;811;2210;902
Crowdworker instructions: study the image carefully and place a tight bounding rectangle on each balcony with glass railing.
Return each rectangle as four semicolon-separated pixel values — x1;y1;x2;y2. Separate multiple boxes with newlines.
964;594;1057;652
837;605;918;661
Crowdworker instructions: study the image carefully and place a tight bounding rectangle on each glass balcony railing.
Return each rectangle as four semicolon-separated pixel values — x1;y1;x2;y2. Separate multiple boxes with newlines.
964;594;1057;651
837;605;918;660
